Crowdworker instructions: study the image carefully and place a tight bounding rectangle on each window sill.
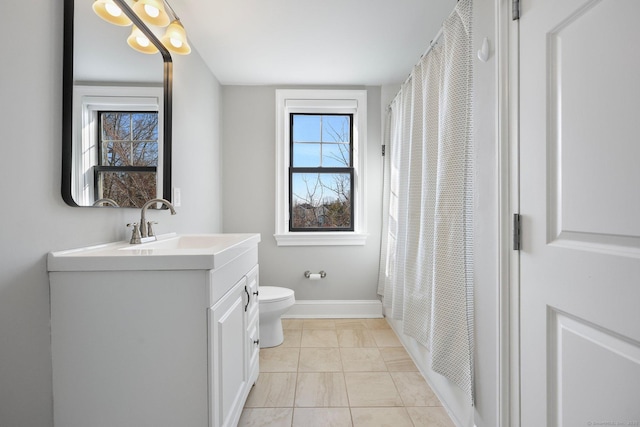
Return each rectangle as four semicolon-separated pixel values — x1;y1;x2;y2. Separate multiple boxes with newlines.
274;232;368;247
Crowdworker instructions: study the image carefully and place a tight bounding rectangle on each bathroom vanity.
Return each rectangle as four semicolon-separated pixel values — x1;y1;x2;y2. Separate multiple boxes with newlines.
48;233;260;427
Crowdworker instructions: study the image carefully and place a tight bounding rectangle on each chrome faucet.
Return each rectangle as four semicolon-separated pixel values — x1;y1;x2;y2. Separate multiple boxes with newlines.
139;198;177;238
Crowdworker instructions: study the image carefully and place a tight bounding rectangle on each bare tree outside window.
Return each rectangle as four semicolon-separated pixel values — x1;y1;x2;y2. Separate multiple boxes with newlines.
96;112;158;208
290;114;354;231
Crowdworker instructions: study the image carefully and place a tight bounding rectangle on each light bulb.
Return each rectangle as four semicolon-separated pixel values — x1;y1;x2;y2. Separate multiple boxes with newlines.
132;0;170;27
127;26;159;54
144;4;160;18
160;20;191;55
136;36;150;47
104;3;122;17
93;0;132;26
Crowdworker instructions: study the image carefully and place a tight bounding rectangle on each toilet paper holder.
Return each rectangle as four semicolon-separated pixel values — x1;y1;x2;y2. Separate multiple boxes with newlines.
304;270;327;279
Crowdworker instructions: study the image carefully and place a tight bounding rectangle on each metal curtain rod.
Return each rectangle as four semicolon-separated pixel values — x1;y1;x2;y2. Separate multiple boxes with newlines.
388;25;444;111
404;26;444;88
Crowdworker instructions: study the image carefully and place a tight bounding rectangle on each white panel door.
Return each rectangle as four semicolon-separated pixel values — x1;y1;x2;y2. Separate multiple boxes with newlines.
519;0;640;425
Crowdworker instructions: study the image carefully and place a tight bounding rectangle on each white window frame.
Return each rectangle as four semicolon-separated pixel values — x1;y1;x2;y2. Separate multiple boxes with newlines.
72;85;163;206
275;89;368;246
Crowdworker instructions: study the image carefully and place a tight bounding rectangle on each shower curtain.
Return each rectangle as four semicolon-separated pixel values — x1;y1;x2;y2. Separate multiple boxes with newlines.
377;0;474;402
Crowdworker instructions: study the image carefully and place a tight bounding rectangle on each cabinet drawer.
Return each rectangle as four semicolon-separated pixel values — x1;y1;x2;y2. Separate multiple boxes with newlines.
207;247;258;307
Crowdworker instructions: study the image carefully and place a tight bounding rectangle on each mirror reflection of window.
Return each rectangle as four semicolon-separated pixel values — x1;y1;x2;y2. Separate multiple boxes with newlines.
95;111;159;208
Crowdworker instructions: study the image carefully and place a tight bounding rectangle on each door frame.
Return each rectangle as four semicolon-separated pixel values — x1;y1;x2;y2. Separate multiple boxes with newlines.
496;0;520;426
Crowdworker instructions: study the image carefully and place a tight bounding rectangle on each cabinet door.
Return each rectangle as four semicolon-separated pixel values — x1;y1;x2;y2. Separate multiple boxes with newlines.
209;278;247;427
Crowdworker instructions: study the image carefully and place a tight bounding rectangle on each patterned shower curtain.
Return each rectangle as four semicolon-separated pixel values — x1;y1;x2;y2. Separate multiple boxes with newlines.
377;0;474;402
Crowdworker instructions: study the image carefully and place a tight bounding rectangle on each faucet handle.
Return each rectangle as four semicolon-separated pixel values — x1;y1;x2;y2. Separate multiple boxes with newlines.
147;221;158;237
127;223;141;245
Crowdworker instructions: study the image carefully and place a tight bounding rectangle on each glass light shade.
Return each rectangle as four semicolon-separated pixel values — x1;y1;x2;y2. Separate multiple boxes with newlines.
132;0;170;27
161;20;191;55
92;0;132;26
127;26;159;54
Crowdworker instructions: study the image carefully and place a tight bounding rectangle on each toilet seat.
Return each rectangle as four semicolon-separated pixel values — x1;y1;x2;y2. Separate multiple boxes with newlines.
259;286;294;303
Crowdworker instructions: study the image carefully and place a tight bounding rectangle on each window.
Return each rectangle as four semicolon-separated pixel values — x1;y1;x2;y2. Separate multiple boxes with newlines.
95;111;159;208
72;85;163;206
275;90;367;246
290;113;354;231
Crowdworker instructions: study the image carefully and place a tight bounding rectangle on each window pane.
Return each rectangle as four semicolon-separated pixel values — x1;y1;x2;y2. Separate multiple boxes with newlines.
96;171;157;208
101;141;129;166
321;115;350;143
291;172;351;229
101;112;131;141
321;143;350;167
292;115;321;142
132;142;158;166
131;112;159;141
293;142;321;167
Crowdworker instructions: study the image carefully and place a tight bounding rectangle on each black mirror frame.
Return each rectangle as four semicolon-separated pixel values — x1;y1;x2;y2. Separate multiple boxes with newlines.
62;0;173;207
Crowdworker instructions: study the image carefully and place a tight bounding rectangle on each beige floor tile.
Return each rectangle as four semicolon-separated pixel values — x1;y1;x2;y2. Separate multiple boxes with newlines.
280;328;303;347
344;372;404;407
244;318;457;427
379;347;418;371
245;372;297;408
371;329;402;347
259;347;300;372
292;408;353;427
340;348;387;372
282;318;304;329
337;329;377;348
335;319;369;330
303;319;337;329
299;347;342;372
391;371;441;406
301;329;339;347
364;318;391;330
238;408;293;427
351;407;414;427
406;407;455;427
294;372;349;407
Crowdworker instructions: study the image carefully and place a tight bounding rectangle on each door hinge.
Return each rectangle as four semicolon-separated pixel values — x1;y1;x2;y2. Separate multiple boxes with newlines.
381;145;386;157
512;0;520;20
513;213;522;251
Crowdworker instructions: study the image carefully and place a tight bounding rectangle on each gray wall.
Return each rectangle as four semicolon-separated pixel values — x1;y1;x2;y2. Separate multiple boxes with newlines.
0;1;223;425
221;86;383;300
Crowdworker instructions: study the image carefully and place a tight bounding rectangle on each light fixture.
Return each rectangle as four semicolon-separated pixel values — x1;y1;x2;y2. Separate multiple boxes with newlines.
92;0;132;26
132;0;170;27
93;0;191;56
127;26;159;54
160;20;191;55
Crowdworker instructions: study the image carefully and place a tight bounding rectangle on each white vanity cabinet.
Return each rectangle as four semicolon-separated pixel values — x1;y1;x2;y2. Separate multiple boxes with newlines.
48;234;260;427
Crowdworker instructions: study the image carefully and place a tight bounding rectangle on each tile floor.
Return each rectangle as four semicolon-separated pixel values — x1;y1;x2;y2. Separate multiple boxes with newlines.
239;318;455;427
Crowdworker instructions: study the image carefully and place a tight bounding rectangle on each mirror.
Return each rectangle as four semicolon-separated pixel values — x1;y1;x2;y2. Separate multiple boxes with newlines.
62;0;172;207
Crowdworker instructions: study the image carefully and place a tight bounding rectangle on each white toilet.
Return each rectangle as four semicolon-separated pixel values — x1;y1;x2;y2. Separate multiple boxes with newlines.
258;286;295;348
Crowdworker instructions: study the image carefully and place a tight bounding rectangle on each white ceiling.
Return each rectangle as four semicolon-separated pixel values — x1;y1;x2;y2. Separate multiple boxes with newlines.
168;0;457;86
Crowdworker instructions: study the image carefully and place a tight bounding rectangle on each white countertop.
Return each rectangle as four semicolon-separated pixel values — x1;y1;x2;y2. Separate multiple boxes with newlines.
47;233;261;271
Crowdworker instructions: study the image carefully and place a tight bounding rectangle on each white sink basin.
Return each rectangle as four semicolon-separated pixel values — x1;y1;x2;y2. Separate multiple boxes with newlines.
119;234;244;251
48;233;261;271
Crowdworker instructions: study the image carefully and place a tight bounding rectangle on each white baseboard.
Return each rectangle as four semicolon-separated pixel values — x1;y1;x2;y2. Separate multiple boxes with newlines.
283;300;383;318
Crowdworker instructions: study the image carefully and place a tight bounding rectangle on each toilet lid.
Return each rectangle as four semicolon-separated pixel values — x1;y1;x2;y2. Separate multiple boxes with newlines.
259;286;294;303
